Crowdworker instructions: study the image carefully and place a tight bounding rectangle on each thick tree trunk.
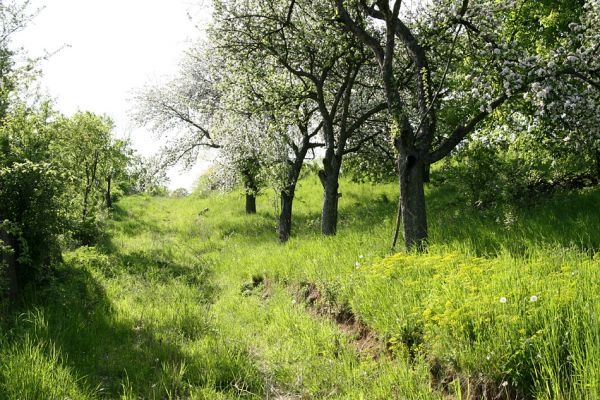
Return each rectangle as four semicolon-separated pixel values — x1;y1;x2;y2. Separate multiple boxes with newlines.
397;149;428;251
0;229;18;302
319;150;342;236
278;188;295;242
105;175;113;209
319;170;340;236
245;193;257;215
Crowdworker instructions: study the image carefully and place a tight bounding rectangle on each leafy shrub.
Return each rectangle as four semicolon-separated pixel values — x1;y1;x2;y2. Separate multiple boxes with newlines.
435;136;600;211
171;187;189;198
0;105;133;297
434;142;533;208
0;161;68;284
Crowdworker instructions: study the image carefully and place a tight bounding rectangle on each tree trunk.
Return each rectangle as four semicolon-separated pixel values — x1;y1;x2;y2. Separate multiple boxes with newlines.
320;170;340;236
83;184;91;219
277;135;311;242
397;149;428;251
105;175;113;209
319;151;342;236
0;229;18;302
242;164;258;215
424;162;431;183
245;193;257;214
278;187;295;242
595;149;600;184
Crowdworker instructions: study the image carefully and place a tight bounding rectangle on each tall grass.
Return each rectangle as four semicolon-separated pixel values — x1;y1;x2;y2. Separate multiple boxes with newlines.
0;173;598;398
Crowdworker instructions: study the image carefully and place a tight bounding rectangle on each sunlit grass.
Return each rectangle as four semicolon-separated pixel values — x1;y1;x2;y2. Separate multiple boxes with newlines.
1;173;599;398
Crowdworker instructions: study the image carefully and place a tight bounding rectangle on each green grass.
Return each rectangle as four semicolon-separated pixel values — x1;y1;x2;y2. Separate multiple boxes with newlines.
1;174;599;399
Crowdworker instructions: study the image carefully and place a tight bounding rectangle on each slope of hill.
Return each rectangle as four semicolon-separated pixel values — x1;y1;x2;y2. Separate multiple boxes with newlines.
1;175;599;399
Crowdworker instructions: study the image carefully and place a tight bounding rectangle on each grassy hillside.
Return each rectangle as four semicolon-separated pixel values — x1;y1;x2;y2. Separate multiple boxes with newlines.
1;175;599;399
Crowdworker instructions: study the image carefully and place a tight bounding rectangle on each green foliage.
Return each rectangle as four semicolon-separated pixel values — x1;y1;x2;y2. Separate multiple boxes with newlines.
506;0;586;52
171;187;190;198
352;250;600;397
513;123;600;185
121;154;170;196
434;141;530;208
2;175;599;398
344;134;397;183
0;161;66;268
0;106;69;284
436;133;599;211
0;102;134;297
52;112;124;221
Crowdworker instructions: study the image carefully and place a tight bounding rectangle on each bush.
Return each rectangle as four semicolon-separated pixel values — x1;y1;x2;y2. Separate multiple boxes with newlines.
434;142;530;208
0;161;68;285
435;136;600;211
171;188;189;198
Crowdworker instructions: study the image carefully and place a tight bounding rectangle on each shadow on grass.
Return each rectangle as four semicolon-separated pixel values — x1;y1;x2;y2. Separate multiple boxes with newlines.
5;261;264;399
427;184;600;256
112;249;217;300
107;203;177;239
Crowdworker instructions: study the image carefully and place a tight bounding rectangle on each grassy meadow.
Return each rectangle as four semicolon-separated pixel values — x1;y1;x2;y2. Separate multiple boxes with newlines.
1;173;599;399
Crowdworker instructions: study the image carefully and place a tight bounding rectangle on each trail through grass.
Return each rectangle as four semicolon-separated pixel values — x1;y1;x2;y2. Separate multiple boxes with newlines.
1;175;600;399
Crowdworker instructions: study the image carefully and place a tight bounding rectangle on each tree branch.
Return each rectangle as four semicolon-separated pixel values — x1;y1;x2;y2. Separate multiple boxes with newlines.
428;94;507;163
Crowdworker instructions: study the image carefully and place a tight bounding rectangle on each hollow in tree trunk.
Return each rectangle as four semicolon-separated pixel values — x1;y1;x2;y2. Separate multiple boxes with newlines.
278;187;295;242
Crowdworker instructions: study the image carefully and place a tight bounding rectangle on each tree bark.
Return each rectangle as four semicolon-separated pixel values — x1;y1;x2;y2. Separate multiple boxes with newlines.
278;187;295;242
277;133;312;242
595;149;600;184
105;175;113;209
242;164;259;215
319;169;340;236
397;146;428;251
245;193;257;214
0;229;18;302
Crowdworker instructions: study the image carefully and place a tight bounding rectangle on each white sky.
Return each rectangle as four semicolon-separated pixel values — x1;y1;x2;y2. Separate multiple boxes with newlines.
12;0;213;190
